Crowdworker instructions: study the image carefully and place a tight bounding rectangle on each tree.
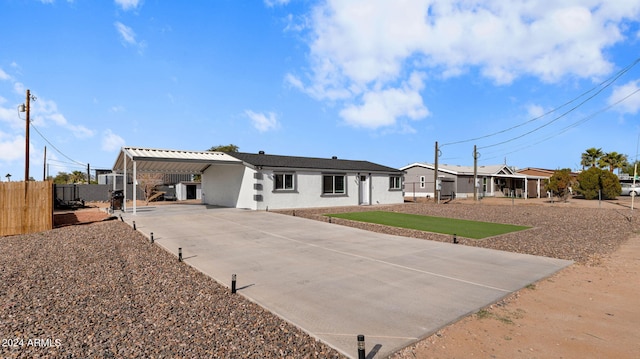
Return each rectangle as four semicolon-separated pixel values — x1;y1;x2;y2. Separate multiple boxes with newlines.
137;172;165;204
53;172;71;184
208;144;239;152
598;151;628;174
580;147;603;169
545;168;574;202
69;170;87;184
575;167;621;200
621;160;640;176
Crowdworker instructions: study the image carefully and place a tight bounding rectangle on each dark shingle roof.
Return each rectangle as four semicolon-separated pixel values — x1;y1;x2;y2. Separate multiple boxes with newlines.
227;152;402;173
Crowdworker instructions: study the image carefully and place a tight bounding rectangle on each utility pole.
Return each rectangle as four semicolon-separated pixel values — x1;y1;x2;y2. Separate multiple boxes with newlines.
434;141;439;203
87;163;90;184
43;146;47;181
25;89;31;181
473;145;479;201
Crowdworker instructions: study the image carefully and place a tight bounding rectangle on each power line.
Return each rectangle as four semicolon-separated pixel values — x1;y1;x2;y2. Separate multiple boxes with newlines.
30;122;86;166
481;87;640;162
441;56;640;148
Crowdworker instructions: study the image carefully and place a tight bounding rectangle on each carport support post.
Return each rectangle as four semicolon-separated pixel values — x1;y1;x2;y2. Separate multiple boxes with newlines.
357;334;365;359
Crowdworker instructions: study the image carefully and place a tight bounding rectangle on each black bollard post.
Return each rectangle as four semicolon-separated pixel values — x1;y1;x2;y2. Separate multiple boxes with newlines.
357;334;365;359
150;232;154;243
178;248;182;262
453;234;458;244
231;274;237;294
133;221;136;230
292;210;296;216
119;214;124;222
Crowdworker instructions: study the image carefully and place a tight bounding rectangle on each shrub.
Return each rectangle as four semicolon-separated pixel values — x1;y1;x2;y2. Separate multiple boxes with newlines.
576;167;621;200
545;168;575;202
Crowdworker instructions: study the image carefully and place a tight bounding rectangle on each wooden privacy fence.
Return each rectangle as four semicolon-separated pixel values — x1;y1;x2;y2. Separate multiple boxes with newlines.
1;181;53;236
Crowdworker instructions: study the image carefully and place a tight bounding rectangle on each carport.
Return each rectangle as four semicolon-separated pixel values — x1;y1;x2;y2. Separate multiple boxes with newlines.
112;147;242;214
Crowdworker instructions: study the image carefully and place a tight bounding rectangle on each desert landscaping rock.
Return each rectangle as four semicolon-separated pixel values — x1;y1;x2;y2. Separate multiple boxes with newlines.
0;221;343;359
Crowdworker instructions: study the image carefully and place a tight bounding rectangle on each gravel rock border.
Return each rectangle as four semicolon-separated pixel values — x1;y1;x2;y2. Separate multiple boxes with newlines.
0;221;344;359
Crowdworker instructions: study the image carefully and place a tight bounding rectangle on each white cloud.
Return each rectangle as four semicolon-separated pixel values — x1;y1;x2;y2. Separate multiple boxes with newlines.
339;72;429;128
115;0;141;11
31;97;96;139
0;132;23;162
264;0;289;7
110;105;126;112
102;129;125;151
0;68;11;81
526;104;546;119
115;21;137;45
292;0;640;129
608;80;640;114
245;110;280;132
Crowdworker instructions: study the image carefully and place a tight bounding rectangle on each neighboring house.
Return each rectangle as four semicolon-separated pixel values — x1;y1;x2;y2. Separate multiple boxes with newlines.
401;163;529;199
112;147;404;212
516;168;579;198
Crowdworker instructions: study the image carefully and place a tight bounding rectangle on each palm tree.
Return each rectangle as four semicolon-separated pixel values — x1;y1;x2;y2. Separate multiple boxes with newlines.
599;152;628;174
69;170;86;184
581;147;603;169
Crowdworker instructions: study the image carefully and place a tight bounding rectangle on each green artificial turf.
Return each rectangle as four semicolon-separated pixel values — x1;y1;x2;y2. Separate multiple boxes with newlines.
325;211;530;239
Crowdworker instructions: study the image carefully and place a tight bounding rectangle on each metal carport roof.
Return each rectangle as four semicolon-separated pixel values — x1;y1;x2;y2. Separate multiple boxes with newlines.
113;147;242;174
112;147;244;214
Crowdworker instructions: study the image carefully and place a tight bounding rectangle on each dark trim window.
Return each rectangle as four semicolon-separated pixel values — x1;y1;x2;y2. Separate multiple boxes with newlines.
323;174;345;195
274;173;295;191
389;176;402;190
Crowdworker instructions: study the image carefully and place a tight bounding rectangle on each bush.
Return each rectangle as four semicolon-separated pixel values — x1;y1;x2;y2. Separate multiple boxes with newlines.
545;168;574;202
576;167;621;200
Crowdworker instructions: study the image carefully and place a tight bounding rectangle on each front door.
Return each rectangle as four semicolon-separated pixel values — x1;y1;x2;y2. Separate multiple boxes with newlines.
359;175;370;205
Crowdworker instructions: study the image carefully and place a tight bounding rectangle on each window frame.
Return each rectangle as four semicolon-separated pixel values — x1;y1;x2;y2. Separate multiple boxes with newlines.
322;173;347;196
273;172;297;193
389;175;402;191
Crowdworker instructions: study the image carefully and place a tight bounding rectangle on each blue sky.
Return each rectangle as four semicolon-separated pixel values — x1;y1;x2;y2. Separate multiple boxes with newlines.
2;0;640;181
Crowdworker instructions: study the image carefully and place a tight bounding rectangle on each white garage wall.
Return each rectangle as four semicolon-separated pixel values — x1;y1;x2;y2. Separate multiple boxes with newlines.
202;164;255;209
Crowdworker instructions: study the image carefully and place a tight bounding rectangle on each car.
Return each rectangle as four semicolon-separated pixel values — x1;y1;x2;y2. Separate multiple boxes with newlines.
620;183;640;196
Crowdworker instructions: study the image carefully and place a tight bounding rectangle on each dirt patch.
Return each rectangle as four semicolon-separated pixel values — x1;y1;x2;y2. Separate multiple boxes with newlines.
53;207;112;227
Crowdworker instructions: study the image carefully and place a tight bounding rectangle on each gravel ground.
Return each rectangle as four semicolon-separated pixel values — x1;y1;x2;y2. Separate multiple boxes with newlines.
0;221;344;359
2;200;638;358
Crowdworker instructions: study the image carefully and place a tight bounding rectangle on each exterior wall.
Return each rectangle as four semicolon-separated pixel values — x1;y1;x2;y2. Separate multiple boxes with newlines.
202;164;255;209
404;166;435;197
55;184;144;203
203;165;403;210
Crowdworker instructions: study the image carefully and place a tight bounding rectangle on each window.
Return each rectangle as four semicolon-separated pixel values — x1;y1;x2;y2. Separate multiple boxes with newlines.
274;173;295;191
419;176;425;189
323;174;345;194
389;176;402;190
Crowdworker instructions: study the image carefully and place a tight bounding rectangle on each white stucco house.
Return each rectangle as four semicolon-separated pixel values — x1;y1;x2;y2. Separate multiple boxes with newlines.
113;147;405;213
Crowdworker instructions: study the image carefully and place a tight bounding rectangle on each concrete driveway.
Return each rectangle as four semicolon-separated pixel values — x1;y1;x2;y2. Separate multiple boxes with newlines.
122;204;572;358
